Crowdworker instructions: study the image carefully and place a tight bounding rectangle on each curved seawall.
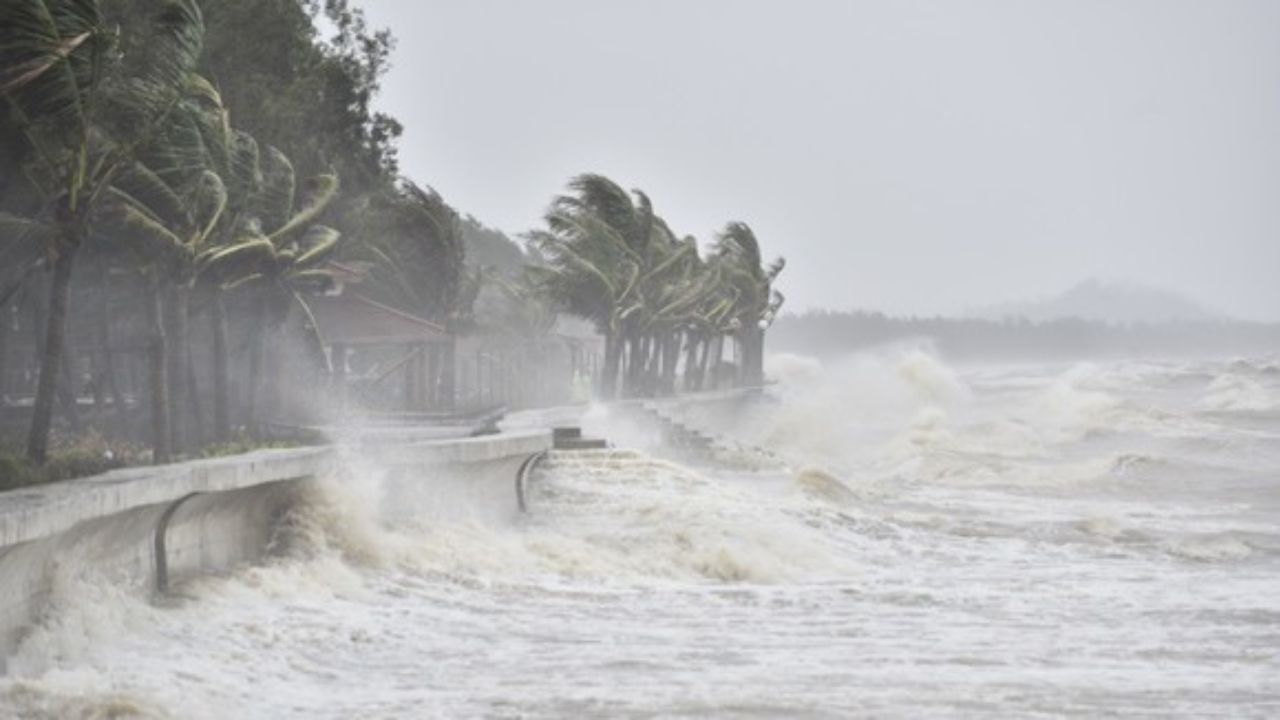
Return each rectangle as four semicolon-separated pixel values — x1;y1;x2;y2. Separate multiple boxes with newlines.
0;430;550;665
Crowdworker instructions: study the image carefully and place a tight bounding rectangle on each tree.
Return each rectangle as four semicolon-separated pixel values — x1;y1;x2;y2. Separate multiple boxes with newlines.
99;73;246;458
350;182;476;410
196;0;399;194
532;174;658;398
198;148;340;434
0;0;205;463
713;222;785;388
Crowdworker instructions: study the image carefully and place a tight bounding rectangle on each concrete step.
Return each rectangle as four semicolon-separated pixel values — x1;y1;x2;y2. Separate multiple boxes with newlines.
541;448;643;465
552;426;583;442
553;437;609;451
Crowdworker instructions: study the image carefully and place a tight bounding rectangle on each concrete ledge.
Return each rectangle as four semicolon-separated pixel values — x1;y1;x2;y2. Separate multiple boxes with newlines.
0;447;334;549
0;430;551;549
0;429;552;664
384;429;552;465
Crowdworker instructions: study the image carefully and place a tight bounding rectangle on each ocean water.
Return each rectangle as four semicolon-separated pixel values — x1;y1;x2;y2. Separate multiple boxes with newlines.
2;353;1279;718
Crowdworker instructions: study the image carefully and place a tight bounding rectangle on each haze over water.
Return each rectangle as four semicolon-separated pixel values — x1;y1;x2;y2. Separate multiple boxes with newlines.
1;351;1277;718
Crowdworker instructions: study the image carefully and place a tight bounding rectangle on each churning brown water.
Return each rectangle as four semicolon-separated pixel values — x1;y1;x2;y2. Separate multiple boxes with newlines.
2;353;1278;718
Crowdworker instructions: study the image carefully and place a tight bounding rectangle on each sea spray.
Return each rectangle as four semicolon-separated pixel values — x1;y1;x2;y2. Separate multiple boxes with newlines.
792;467;862;506
3;356;1278;718
418;451;854;584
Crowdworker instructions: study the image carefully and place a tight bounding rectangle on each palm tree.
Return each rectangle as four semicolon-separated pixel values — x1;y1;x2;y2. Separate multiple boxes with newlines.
197;147;339;434
100;77;235;458
129;74;266;446
481;274;559;343
713;222;785;388
192;105;261;444
0;0;205;463
352;182;472;410
531;173;688;399
635;235;718;395
472;273;560;407
678;253;738;392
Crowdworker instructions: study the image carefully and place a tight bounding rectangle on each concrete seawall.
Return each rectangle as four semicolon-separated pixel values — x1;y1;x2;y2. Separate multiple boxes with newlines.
0;430;550;664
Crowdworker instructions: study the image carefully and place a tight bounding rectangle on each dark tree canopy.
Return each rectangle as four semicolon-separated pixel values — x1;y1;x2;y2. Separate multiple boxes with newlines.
97;0;402;194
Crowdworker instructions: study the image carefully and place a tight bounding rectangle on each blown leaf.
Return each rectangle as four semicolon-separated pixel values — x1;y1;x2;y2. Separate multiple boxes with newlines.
268;173;337;243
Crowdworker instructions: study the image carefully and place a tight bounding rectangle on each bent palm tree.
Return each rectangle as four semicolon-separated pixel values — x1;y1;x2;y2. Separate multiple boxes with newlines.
0;0;204;463
197;148;339;433
101;79;235;458
713;222;785;388
352;182;472;410
532;173;673;398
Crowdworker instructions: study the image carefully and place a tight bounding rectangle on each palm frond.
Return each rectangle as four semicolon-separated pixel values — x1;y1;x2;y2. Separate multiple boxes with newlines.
0;0;102;144
102;197;189;264
195;235;273;277
294;225;341;267
291;289;331;372
110;160;187;228
268;173;337;242
191;168;226;243
252;145;295;232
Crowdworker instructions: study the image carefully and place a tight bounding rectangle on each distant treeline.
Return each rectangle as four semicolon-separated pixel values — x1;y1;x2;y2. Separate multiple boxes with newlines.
770;310;1280;361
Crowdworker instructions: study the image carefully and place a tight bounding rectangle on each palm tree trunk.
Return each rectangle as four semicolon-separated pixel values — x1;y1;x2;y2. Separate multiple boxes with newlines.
95;273;126;426
601;332;622;400
711;334;726;390
166;285;189;454
210;291;231;442
625;332;646;398
89;351;106;425
245;304;268;437
682;332;699;392
662;331;680;395
425;344;439;409
28;273;82;436
0;306;8;404
58;333;82;435
186;349;205;450
441;333;457;412
689;334;703;391
745;326;765;387
646;334;663;396
698;333;718;391
147;278;171;464
259;324;278;437
733;329;746;388
25;249;75;464
619;338;628;393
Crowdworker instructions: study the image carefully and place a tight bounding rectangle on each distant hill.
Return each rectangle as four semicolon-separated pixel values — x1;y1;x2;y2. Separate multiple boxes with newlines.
969;279;1224;325
769;308;1280;362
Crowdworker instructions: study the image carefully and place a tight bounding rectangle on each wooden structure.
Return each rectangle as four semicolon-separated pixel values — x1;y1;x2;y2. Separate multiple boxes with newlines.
306;292;452;413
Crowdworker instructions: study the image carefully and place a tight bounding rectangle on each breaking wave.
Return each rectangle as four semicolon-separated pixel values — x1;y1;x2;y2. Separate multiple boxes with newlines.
3;352;1279;718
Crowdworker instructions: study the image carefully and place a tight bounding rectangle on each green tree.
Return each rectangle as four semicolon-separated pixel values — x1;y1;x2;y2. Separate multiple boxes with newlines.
198;148;340;434
0;0;205;463
713;222;785;388
351;182;476;410
532;174;648;398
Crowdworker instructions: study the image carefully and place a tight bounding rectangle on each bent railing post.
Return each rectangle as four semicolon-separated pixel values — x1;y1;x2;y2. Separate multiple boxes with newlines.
153;491;202;594
515;451;546;513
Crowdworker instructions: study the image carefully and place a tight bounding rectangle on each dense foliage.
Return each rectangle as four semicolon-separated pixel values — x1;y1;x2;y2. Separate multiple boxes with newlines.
0;0;783;476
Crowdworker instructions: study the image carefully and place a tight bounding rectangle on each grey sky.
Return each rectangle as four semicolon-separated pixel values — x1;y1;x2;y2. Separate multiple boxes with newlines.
357;0;1280;321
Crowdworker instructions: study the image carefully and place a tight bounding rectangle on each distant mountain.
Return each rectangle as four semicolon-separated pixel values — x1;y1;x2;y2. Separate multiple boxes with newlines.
970;279;1225;325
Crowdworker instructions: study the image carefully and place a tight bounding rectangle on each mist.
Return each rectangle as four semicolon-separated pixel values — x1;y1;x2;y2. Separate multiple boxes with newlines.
2;1;1279;717
361;0;1280;321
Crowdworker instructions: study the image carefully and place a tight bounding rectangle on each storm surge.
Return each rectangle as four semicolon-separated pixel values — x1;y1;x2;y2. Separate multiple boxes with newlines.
2;353;1279;718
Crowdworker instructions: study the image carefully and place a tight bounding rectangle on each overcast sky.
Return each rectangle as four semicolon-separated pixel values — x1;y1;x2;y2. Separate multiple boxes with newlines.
357;0;1280;321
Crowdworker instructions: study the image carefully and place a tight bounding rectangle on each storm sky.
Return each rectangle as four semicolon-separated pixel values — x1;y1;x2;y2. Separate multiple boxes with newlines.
357;0;1280;321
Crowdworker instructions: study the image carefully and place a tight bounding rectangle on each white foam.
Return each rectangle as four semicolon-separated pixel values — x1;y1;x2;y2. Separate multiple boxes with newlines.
1201;373;1276;413
5;356;1279;718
